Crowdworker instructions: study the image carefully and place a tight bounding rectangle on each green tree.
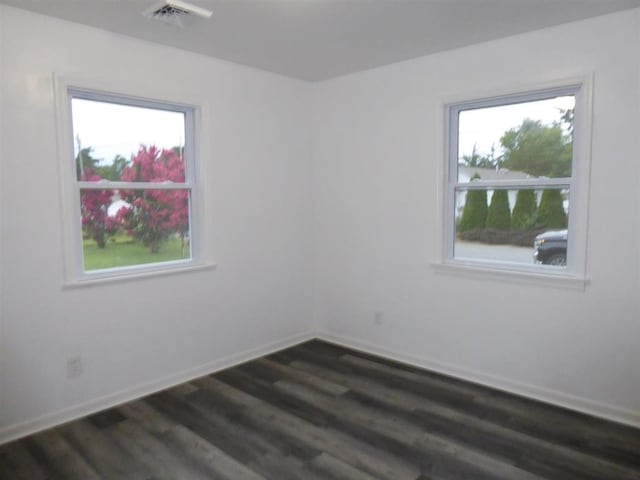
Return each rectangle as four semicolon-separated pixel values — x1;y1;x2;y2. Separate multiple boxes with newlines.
560;107;574;138
537;189;567;229
458;174;488;232
500;119;572;178
95;155;128;181
511;189;537;231
460;144;497;169
486;190;511;230
75;146;101;179
75;134;129;181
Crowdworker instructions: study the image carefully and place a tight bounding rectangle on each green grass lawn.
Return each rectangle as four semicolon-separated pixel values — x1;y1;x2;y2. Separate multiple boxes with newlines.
83;235;189;271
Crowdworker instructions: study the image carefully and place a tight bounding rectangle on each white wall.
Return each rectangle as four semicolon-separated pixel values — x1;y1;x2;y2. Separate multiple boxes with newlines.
312;9;640;425
0;6;314;440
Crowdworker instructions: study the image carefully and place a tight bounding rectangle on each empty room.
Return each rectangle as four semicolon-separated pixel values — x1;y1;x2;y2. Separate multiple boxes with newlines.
0;0;639;478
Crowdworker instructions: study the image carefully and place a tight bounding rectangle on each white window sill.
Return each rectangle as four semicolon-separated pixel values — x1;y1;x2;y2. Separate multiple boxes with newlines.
62;261;216;289
431;261;588;291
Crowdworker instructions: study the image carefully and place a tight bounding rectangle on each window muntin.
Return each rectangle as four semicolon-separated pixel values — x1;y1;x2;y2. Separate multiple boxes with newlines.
70;90;195;275
447;87;578;270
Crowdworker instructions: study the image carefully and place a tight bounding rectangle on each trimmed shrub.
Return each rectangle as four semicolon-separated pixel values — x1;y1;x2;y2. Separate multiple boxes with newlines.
458;227;548;246
537;189;567;229
458;228;510;245
486;190;511;231
511;189;537;231
458;174;487;233
510;227;548;247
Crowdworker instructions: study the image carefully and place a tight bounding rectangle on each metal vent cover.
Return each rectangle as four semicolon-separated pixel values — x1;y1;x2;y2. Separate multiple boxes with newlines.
152;5;192;16
143;0;212;26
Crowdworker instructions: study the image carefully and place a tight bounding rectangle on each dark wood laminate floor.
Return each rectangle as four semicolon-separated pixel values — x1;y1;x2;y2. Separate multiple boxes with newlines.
1;340;639;480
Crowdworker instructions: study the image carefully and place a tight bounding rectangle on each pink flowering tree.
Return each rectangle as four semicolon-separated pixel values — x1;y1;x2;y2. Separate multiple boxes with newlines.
80;169;117;248
117;146;189;254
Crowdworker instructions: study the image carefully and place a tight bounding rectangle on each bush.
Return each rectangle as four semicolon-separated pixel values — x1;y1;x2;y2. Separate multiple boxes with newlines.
458;227;548;246
458;228;511;245
486;190;511;230
511;189;537;231
510;227;548;247
537;189;567;229
458;174;487;232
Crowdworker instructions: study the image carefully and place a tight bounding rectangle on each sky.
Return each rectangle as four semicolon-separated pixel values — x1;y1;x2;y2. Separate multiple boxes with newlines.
71;98;185;164
458;95;575;161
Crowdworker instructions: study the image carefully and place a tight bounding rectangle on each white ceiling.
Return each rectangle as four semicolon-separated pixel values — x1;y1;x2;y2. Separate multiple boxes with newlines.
3;0;640;81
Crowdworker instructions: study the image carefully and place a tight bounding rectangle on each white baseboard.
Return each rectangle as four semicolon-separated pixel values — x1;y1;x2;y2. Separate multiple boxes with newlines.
2;329;638;445
0;331;316;445
316;331;640;429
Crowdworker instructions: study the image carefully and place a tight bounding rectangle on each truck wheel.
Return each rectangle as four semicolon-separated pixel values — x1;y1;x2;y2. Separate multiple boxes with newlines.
546;253;566;266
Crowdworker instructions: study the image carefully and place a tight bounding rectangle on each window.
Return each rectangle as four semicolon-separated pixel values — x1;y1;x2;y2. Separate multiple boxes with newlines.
59;86;206;283
443;83;591;282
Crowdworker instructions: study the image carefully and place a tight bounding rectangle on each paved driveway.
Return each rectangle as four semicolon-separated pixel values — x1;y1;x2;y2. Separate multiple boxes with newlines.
454;240;534;264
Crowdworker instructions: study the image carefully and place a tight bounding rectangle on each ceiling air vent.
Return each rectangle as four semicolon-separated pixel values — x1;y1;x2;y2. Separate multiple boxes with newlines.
143;0;212;27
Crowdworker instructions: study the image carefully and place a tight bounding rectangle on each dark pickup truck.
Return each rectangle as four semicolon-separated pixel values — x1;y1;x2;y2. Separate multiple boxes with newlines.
533;229;567;266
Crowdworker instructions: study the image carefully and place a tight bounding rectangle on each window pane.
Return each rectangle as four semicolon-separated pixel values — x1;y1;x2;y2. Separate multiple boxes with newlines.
80;188;191;271
454;187;569;267
72;98;186;182
457;95;575;181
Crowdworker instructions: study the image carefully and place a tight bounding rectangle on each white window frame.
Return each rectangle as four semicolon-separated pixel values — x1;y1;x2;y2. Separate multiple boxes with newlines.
435;77;593;289
54;76;213;286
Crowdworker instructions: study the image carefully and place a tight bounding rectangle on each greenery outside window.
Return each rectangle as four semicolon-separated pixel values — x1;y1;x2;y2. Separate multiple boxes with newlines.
442;82;592;283
57;85;207;284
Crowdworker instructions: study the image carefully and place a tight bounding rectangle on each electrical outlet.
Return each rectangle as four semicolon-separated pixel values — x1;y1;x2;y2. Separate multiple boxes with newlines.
66;356;83;379
374;311;383;326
